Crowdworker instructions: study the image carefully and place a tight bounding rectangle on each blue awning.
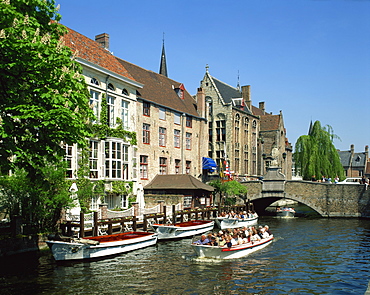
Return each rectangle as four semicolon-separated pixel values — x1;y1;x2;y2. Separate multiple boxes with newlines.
202;157;217;172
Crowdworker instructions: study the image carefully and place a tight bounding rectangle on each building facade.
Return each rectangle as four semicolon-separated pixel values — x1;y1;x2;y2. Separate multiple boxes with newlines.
64;29;143;210
117;59;208;187
200;67;292;180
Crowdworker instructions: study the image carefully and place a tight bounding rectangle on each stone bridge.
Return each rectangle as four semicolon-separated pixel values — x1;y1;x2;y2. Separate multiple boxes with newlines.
242;167;370;218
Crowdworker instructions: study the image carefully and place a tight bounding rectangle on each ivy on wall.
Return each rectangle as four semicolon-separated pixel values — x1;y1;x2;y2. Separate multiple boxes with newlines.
90;94;137;145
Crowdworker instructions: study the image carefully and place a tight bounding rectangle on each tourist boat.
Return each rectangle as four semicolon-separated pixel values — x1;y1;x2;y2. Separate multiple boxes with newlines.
276;207;295;218
151;220;215;240
46;231;158;261
191;235;274;259
215;214;258;229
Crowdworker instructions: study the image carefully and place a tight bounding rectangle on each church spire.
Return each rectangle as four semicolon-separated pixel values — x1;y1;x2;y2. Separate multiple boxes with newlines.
159;33;168;77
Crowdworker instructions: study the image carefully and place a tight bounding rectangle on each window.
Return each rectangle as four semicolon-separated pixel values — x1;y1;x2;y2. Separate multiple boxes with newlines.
159;107;166;120
143;124;150;144
64;144;73;178
121;194;128;209
140;155;148;179
107;95;115;127
183;195;192;208
174;112;181;125
235;115;240;143
186;116;192;128
143;102;150;116
122;88;129;96
121;100;129;130
159;127;166;147
89;140;99;178
105;141;128;179
216;120;226;141
186;133;192;150
174;129;180;148
175;159;181;174
108;83;115;91
90;77;99;85
208;122;212;142
90;90;100;122
252;120;257;128
159;157;167;175
185;161;191;175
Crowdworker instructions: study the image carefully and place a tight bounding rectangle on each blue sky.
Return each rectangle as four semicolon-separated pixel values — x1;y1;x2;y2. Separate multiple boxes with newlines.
59;0;370;153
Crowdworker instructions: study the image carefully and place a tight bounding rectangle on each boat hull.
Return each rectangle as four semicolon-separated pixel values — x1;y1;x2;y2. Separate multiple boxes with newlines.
152;220;215;240
276;209;295;218
191;236;273;259
47;232;158;261
215;216;258;229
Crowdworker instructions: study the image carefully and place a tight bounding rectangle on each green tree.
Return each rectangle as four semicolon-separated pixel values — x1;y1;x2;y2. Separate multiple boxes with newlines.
209;179;248;205
0;162;72;233
0;0;93;175
0;0;94;233
294;121;345;181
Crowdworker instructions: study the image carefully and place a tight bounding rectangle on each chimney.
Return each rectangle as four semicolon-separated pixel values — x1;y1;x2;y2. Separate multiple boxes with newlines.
365;145;369;159
242;85;251;111
196;87;206;119
95;33;110;50
350;144;355;155
259;102;265;114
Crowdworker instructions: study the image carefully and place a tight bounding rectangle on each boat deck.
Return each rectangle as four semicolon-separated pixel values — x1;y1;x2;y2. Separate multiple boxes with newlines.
85;232;153;243
154;220;212;228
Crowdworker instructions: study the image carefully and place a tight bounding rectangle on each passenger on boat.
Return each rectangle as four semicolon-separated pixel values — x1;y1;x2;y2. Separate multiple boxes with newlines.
208;236;218;246
250;228;261;242
193;234;209;245
264;225;271;236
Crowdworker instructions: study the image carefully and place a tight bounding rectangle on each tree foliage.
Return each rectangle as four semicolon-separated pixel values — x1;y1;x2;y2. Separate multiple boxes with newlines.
0;163;72;233
209;179;248;205
294;121;345;181
0;0;93;175
0;0;94;232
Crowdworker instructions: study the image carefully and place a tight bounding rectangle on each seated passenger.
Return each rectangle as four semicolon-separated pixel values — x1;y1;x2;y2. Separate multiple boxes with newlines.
193;234;209;245
250;228;261;242
208;236;218;246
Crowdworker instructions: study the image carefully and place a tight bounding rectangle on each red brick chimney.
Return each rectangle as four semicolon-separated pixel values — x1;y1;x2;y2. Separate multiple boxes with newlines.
95;33;110;50
242;85;251;111
196;87;206;118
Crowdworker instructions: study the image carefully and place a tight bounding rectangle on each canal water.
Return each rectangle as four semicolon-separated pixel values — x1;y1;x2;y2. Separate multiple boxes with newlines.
1;216;370;294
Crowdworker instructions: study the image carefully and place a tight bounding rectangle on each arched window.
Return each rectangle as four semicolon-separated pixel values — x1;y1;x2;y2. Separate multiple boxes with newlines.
108;83;115;91
252;120;257;128
91;77;99;85
122;88;129;96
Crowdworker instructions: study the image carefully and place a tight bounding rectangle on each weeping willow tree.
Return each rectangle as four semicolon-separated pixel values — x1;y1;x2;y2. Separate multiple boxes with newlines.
294;121;345;181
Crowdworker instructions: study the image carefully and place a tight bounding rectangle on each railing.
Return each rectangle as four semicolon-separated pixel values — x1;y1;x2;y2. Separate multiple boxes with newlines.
106;207;134;219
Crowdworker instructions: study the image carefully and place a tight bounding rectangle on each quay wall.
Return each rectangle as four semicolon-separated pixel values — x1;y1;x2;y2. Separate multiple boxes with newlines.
243;180;370;218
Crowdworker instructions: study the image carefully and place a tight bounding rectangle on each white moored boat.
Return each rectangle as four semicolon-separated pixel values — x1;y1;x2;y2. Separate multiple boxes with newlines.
191;235;274;259
276;207;295;218
216;214;258;229
46;231;158;261
151;220;214;240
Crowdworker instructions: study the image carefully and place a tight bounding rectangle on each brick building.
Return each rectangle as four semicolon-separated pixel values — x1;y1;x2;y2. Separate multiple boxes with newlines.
117;58;208;187
200;67;292;180
338;144;370;178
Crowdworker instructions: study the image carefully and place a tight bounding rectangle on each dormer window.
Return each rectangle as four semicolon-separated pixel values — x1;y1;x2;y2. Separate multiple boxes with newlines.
122;88;129;96
91;77;99;85
175;84;185;99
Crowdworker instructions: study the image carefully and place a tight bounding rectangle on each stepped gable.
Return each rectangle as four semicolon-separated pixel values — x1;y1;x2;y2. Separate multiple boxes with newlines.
117;58;200;118
63;26;135;81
